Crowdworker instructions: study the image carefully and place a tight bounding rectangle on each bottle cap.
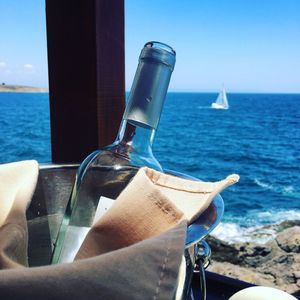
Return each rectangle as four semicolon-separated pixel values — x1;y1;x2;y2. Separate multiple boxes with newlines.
123;41;176;129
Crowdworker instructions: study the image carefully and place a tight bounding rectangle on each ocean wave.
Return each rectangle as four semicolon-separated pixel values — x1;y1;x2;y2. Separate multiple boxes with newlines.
254;178;298;198
211;209;300;244
254;178;273;190
211;222;275;244
256;209;300;224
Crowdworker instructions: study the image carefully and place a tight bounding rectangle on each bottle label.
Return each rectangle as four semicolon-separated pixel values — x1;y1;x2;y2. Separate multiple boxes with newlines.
93;196;115;225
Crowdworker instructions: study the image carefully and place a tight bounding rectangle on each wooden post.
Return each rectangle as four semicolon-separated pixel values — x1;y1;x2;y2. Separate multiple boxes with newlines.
46;0;125;163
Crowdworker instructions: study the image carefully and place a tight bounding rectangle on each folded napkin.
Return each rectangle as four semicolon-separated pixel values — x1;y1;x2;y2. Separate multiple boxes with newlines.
0;161;187;299
0;161;239;300
75;167;239;259
0;220;187;300
0;160;39;268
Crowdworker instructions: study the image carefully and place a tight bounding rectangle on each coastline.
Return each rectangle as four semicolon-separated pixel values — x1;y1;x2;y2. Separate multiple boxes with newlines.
206;220;300;296
0;84;48;93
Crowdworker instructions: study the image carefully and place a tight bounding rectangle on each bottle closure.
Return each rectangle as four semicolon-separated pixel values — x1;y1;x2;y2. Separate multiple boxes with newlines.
123;41;176;129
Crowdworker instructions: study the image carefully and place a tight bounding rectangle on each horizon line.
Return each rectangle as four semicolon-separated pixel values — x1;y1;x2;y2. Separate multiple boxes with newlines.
2;84;300;94
167;90;300;94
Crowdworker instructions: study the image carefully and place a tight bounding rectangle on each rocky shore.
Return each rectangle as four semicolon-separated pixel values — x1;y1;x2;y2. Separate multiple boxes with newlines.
206;220;300;296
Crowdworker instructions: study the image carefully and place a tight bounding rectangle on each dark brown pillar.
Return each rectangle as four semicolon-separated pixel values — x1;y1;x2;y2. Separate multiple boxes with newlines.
46;0;125;163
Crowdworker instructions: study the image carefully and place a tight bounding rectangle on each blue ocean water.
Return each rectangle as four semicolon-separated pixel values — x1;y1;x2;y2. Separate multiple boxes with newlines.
0;93;51;163
156;93;300;242
1;92;299;242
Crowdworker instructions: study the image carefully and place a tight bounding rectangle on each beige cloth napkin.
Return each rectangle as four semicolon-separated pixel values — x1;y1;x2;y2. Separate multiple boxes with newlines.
75;167;239;259
0;160;187;299
0;222;186;300
0;160;39;268
0;161;239;299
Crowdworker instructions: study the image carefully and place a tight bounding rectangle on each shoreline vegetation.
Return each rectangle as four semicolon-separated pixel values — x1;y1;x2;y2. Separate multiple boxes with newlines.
0;84;48;93
207;220;300;296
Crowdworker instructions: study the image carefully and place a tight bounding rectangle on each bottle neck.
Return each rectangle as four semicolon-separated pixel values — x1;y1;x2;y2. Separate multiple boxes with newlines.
116;119;155;152
109;119;162;171
102;41;175;172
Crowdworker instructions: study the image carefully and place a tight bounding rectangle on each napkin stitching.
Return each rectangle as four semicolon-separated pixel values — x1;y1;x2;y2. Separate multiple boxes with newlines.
144;167;216;193
153;198;182;221
153;234;171;300
153;182;212;194
145;190;184;222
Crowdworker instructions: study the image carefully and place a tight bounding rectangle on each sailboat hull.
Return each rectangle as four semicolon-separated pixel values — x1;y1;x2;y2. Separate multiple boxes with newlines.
211;102;228;109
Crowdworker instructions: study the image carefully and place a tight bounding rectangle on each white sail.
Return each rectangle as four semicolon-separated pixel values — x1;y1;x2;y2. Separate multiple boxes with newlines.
211;86;229;109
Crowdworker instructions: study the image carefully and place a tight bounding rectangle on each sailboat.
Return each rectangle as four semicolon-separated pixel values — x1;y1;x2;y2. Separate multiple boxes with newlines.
211;86;229;109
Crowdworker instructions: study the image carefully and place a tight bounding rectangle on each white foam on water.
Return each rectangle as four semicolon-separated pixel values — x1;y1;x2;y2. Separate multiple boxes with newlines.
211;222;276;244
211;209;300;244
253;178;299;198
254;178;274;190
256;209;300;224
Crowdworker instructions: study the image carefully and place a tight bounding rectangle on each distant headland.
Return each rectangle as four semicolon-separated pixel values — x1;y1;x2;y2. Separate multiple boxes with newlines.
0;83;48;93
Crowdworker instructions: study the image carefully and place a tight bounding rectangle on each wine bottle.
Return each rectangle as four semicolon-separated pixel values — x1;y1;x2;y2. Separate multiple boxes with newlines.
52;41;176;264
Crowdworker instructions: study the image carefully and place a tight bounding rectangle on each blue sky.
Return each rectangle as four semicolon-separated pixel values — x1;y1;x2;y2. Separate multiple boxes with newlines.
0;1;47;88
0;0;299;92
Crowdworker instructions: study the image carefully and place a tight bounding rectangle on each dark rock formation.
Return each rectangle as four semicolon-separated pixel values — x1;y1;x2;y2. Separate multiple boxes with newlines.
206;221;300;296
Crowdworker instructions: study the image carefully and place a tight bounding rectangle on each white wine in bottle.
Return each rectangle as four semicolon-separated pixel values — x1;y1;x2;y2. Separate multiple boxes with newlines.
52;41;176;264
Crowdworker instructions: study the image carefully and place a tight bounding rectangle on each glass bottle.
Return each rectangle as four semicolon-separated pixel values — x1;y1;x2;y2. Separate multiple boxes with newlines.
52;41;176;264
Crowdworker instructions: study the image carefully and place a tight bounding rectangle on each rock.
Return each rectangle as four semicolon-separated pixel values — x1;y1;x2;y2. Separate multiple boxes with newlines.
293;271;300;279
276;226;300;253
205;235;240;264
208;261;275;287
276;220;300;231
238;241;276;268
262;220;300;232
206;222;300;295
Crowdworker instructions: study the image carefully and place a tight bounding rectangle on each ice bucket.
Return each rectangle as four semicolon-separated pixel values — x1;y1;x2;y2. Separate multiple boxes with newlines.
27;165;224;300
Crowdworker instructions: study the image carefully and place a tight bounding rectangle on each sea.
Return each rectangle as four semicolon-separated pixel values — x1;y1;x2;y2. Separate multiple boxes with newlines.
1;92;299;244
